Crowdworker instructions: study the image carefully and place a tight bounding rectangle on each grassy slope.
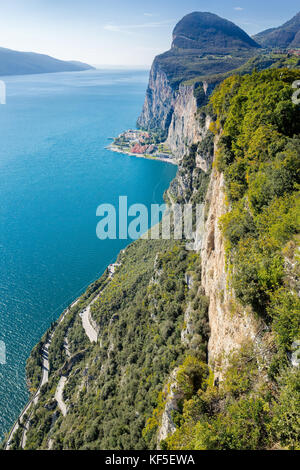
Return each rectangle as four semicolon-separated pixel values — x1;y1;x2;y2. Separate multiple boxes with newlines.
154;49;256;89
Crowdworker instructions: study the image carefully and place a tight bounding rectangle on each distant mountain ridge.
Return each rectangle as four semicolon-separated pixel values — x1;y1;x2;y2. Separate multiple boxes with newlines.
254;11;300;48
0;47;94;76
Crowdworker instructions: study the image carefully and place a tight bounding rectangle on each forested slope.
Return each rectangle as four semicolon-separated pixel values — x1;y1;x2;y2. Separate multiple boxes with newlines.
5;68;298;451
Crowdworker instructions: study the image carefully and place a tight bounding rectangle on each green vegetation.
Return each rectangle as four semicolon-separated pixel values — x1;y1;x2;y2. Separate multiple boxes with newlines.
155;50;255;90
187;52;300;89
26;337;45;393
162;68;300;451
211;69;300;343
10;66;300;452
26;325;57;393
163;344;300;450
23;238;204;450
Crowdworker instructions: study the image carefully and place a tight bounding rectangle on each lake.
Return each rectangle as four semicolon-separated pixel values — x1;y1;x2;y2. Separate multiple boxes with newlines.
0;69;177;439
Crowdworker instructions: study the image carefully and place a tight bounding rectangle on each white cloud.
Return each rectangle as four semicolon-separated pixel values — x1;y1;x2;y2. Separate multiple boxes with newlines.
104;20;173;34
104;24;123;32
234;7;244;10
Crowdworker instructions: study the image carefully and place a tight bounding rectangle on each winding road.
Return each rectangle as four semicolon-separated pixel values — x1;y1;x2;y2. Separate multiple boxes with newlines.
5;305;71;450
79;262;121;343
80;303;98;343
55;377;68;417
5;261;121;449
5;337;51;450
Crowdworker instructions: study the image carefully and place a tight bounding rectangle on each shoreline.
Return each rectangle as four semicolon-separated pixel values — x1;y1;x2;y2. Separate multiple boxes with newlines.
4;149;176;447
4;286;97;448
3;129;176;447
107;145;178;166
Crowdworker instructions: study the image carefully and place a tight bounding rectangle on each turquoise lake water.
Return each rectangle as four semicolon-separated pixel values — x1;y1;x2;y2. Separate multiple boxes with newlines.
0;69;177;438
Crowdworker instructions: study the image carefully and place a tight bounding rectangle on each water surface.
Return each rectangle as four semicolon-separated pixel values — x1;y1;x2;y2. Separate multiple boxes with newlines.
0;69;177;438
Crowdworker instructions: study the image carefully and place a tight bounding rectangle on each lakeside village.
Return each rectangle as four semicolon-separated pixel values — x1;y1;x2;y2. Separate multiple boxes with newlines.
107;129;176;164
272;47;300;56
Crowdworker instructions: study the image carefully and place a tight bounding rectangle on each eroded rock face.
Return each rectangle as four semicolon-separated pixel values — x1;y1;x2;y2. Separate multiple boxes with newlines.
157;368;183;446
167;84;199;159
137;60;175;135
200;169;260;371
137;60;216;161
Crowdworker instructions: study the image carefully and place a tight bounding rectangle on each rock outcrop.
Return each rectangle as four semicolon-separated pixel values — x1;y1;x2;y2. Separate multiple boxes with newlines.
137;12;261;160
167;82;215;159
200;169;261;370
137;60;175;136
137;62;217;161
166;84;199;158
157;369;183;445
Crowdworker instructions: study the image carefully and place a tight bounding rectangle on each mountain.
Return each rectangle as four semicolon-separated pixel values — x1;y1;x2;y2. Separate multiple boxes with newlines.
0;47;94;76
172;11;260;51
137;12;261;139
6;66;299;452
254;11;300;48
137;11;300;144
150;12;261;88
3;11;300;452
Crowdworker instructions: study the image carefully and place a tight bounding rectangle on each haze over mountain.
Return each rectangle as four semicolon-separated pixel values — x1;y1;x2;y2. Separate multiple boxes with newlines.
0;47;94;77
254;11;300;48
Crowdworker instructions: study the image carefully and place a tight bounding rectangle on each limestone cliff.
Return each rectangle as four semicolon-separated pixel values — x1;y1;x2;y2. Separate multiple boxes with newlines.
139;32;263;376
137;11;260;160
167;84;203;159
137;59;175;136
138;64;216;161
6;12;299;452
199;169;262;371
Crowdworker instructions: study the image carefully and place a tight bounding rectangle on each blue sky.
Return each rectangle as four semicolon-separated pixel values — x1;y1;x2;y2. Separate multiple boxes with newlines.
0;0;299;66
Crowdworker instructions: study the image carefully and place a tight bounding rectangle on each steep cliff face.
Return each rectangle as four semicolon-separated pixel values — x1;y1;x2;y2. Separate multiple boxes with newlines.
138;67;215;161
137;59;175;136
167;82;216;159
170;128;264;372
166;84;199;158
156;69;300;450
137;11;261;159
200;169;261;370
7;62;299;454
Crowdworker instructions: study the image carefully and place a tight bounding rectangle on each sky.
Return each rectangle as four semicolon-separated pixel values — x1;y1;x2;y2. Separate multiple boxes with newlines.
0;0;299;66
